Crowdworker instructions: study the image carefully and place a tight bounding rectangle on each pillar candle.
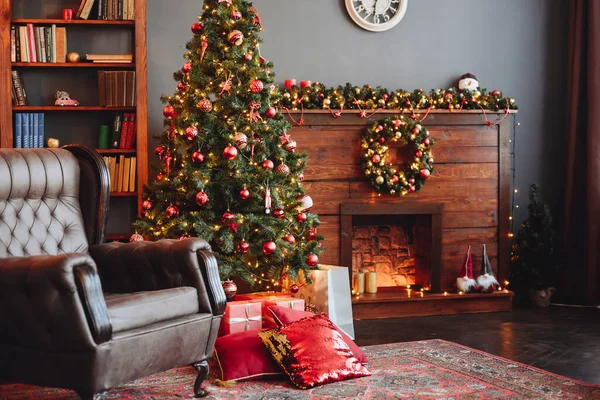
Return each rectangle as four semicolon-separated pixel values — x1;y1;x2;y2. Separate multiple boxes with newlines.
284;79;297;91
355;272;365;294
366;272;378;293
300;80;312;89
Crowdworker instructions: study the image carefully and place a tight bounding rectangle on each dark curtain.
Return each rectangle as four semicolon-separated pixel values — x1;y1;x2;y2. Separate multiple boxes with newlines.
564;0;600;304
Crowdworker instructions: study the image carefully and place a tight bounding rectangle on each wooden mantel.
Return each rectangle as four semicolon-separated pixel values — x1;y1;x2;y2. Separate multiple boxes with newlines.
285;109;515;292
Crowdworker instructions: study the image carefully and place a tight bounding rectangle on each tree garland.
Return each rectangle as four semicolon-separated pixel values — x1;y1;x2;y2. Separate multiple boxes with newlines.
279;83;517;116
362;116;435;196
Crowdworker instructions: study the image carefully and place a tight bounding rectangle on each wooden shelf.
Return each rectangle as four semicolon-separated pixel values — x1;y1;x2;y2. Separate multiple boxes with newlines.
12;19;134;26
12;106;136;111
13;62;135;68
111;192;137;197
96;149;136;154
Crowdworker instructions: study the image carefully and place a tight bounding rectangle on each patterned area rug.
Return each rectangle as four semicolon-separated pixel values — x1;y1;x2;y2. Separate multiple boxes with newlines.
1;340;598;399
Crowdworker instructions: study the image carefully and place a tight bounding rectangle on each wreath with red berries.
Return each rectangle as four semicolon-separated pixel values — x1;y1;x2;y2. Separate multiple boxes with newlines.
362;116;435;196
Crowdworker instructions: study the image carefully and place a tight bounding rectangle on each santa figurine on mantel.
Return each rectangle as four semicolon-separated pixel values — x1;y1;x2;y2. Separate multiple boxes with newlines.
457;246;478;293
477;244;500;292
457;73;480;91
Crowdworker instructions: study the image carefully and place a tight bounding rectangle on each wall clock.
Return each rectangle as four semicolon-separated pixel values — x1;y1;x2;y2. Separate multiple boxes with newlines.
345;0;408;32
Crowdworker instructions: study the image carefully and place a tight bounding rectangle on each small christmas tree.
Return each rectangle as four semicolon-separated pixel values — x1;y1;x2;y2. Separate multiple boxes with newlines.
510;184;559;301
134;0;323;287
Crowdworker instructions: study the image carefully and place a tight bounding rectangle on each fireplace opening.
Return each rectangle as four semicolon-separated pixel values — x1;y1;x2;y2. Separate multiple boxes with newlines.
341;202;443;293
351;214;432;290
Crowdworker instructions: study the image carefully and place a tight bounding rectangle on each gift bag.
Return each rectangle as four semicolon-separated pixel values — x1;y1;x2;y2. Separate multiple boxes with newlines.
294;264;355;339
218;301;262;337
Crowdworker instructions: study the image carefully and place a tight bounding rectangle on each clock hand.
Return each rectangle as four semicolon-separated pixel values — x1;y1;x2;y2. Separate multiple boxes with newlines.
373;0;378;18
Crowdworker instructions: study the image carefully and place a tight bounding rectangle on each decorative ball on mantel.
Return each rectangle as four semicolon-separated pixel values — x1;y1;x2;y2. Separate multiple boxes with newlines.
457;73;479;91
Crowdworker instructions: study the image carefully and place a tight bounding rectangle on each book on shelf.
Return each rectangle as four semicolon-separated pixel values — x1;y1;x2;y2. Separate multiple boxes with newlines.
11;70;27;106
103;155;136;193
98;70;136;107
86;53;133;63
11;24;65;63
14;113;45;149
110;112;136;149
95;0;135;20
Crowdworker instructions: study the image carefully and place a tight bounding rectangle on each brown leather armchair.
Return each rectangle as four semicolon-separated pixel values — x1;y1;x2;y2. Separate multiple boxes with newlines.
0;145;226;399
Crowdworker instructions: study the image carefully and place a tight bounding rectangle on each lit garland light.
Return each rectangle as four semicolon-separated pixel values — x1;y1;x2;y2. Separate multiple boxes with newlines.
361;116;435;196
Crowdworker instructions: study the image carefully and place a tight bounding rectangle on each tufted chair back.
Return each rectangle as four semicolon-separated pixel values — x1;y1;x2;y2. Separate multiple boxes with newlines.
0;149;89;257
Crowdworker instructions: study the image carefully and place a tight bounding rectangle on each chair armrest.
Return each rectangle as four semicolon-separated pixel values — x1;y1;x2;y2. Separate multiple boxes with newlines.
0;253;111;352
89;238;226;316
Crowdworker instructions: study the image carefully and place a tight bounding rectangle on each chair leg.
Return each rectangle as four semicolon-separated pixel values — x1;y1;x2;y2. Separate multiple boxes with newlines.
77;391;106;400
192;360;210;398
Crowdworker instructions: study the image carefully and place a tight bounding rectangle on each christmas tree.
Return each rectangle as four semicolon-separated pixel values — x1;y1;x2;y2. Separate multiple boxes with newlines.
133;0;323;287
510;184;560;301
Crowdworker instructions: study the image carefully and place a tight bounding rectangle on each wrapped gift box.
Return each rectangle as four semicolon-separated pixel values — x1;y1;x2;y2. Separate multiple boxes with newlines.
218;301;262;337
234;292;292;302
257;296;305;328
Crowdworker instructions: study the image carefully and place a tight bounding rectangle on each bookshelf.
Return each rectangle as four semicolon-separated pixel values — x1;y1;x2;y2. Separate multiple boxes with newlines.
0;0;148;240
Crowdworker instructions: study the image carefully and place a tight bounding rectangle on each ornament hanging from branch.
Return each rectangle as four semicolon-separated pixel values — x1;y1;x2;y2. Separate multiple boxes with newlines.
200;37;209;61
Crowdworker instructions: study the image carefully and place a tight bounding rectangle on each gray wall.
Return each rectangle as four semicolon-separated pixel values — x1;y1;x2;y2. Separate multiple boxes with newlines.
147;0;568;227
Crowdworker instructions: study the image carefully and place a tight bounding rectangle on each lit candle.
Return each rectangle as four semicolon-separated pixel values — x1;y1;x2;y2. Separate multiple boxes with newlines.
366;272;377;293
300;80;312;89
356;272;365;294
284;79;297;91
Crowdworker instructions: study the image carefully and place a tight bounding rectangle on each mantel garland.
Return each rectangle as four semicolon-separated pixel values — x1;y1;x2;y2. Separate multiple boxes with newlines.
279;83;518;126
362;116;435;196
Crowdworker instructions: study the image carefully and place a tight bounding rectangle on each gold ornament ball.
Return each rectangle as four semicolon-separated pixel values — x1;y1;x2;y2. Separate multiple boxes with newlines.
376;176;384;185
47;138;60;148
66;52;80;63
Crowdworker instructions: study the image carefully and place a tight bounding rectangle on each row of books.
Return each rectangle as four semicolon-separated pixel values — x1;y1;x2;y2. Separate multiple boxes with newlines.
11;71;27;106
98;71;136;107
14;113;45;149
77;0;135;20
111;113;137;149
10;24;67;63
103;155;137;193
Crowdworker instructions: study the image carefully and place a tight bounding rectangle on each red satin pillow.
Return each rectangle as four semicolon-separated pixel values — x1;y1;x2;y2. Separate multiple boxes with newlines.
214;330;284;382
258;313;371;389
268;305;369;366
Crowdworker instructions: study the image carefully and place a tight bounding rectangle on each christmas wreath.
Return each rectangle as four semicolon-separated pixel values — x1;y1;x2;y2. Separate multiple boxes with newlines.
362;116;435;196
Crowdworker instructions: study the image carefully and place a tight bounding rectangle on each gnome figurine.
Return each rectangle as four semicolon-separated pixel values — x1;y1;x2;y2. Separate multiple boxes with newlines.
457;246;477;293
477;244;499;292
457;73;479;91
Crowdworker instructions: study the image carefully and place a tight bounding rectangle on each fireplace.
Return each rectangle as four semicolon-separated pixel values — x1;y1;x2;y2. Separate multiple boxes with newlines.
341;202;443;293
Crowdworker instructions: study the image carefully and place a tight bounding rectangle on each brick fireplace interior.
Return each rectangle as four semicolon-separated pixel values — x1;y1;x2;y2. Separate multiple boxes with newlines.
341;202;443;292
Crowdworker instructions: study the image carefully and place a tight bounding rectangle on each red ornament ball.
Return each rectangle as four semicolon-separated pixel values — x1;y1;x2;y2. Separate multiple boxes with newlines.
391;175;399;184
237;240;250;254
491;89;501;96
297;212;307;223
289;284;299;294
371;154;381;164
306;254;319;267
250;79;264;93
191;22;203;34
154;145;166;159
185;126;199;140
230;10;242;20
283;139;297;152
408;178;416;184
177;82;187;92
423;138;431;146
197;99;212;113
156;173;164;181
163;105;177;120
228;30;244;46
222;211;235;224
273;209;285;218
420;169;431;179
243;53;253;61
283;233;296;245
307;228;318;241
383;93;390;101
166;205;179;218
265;106;277;118
416;150;423;158
142;200;153;211
192;151;205;164
239;188;250;200
223;145;238;160
182;62;192;74
262;241;277;255
129;233;144;242
195;191;209;207
262;160;274;170
276;164;290;175
409;185;416;192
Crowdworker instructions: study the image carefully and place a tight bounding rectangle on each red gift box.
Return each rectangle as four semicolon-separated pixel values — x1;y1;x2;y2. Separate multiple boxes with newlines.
254;296;305;328
218;301;262;337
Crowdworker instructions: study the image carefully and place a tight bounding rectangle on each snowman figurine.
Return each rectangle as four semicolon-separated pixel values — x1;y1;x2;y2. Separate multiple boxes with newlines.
457;73;479;91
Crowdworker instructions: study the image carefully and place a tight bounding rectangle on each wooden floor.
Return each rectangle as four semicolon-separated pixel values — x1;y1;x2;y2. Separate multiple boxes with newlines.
354;306;600;384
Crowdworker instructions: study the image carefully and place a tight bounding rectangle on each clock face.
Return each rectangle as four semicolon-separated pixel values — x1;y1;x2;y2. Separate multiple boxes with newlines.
345;0;408;32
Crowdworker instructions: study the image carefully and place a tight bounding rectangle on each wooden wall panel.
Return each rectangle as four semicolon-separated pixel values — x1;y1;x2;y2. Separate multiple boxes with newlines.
286;111;512;291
